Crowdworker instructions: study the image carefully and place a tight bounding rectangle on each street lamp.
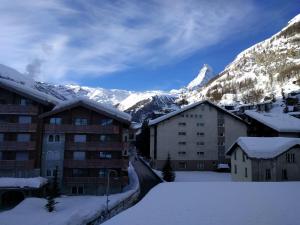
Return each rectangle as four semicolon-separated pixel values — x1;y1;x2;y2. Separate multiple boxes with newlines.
105;169;117;215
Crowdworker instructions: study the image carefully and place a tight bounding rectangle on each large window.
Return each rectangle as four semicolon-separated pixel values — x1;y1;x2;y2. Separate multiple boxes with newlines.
74;135;86;143
50;117;62;125
99;151;112;159
73;152;86;160
100;119;113;126
18;116;32;124
16;152;29;161
71;186;84;194
74;118;88;126
17;134;30;142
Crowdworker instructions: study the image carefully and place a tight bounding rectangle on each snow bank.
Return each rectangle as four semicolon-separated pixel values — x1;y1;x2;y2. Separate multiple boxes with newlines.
0;177;47;188
245;110;300;132
103;182;300;225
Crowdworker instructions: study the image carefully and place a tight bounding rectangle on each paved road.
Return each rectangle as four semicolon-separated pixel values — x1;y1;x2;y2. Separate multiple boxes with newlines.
131;158;162;200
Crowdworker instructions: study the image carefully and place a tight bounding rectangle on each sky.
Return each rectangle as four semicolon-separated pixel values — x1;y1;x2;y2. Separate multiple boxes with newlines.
0;0;299;91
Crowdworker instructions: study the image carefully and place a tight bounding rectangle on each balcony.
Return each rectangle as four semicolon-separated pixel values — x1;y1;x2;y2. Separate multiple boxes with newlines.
0;160;35;170
65;142;124;151
0;141;36;151
0;123;37;132
0;105;39;115
44;124;119;134
64;176;128;185
64;159;128;169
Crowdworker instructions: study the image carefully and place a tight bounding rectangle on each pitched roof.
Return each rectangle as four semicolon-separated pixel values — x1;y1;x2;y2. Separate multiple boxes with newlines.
245;110;300;132
0;79;59;106
39;97;131;124
226;137;300;159
148;100;246;126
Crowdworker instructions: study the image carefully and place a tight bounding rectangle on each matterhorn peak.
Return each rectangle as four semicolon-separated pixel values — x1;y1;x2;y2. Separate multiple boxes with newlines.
187;64;214;90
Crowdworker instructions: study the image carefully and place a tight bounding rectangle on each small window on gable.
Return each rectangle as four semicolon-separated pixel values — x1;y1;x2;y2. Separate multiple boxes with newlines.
100;119;113;126
48;135;54;142
50;117;62;125
55;135;60;142
74;118;88;126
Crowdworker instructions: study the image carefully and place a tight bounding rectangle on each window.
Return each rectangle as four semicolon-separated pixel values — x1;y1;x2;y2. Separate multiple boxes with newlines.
55;135;60;142
178;132;186;135
200;105;205;111
197;132;204;136
265;169;271;180
245;168;248;178
282;169;288;180
219;132;224;137
234;151;237;160
73;152;86;160
17;134;30;142
16;152;29;161
197;162;204;169
18;116;31;124
197;142;204;145
72;169;87;177
286;153;295;163
46;169;52;177
178;151;186;155
99;152;112;159
178;122;186;126
234;165;237;174
185;115;189;118
197;123;204;127
99;169;107;177
46;151;60;160
100;119;113;126
181;114;184;118
242;153;246;162
20;98;30;106
71;186;84;195
179;162;187;169
197;151;204;156
190;114;193;118
50;117;62;125
198;115;202;118
74;135;86;143
0;133;4;142
178;142;186;145
0;151;2;160
48;135;54;142
74;118;88;126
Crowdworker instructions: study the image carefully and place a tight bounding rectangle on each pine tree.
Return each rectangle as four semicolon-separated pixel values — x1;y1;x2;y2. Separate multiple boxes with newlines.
45;167;60;212
162;153;175;182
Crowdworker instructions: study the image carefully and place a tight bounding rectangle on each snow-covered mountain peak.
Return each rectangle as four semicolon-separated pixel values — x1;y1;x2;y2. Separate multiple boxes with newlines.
187;64;214;90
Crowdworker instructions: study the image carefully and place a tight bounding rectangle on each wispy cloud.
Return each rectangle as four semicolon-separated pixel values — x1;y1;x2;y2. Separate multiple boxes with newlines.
0;0;257;83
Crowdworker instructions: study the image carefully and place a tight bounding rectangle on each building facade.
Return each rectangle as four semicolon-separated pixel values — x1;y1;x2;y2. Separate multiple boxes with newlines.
227;137;300;181
40;99;131;195
149;100;248;171
0;83;55;178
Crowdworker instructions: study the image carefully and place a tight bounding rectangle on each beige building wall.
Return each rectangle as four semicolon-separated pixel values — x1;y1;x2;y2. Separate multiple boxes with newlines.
150;102;248;170
230;147;252;181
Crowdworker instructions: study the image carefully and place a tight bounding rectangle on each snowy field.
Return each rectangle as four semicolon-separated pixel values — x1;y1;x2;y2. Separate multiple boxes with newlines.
103;182;300;225
0;164;139;225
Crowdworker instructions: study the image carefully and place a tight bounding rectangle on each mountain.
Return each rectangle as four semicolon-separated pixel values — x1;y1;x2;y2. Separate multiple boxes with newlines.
184;14;300;105
187;64;214;90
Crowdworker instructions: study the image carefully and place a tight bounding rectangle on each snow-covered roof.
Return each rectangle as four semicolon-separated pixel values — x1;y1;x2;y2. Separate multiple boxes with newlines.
149;100;245;126
245;110;300;132
41;97;131;124
227;137;300;159
0;177;47;188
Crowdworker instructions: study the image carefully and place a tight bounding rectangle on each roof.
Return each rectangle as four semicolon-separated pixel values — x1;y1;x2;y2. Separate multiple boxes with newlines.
245;110;300;133
149;100;246;126
0;79;59;106
40;97;131;124
226;137;300;159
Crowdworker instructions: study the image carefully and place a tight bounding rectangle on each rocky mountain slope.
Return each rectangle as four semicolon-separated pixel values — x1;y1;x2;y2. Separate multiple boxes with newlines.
187;64;214;90
184;14;300;105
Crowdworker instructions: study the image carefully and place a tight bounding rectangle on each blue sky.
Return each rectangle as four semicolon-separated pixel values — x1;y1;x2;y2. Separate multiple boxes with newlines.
0;0;299;91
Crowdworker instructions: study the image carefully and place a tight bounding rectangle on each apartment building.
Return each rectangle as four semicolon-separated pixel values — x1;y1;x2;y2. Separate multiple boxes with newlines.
0;82;56;178
149;100;248;171
39;99;131;195
227;137;300;181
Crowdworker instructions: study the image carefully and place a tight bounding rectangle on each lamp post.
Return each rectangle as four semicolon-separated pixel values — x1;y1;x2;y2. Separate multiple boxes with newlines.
105;169;117;215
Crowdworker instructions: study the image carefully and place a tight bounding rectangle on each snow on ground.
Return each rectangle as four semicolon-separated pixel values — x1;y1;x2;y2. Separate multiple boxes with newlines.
0;163;139;225
0;177;47;188
103;182;300;225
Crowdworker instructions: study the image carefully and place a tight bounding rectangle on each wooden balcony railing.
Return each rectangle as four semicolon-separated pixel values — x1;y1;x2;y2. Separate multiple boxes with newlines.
63;176;127;185
44;124;120;134
0;105;39;115
64;159;128;169
65;142;124;151
0;141;36;151
0;123;37;132
0;160;35;169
